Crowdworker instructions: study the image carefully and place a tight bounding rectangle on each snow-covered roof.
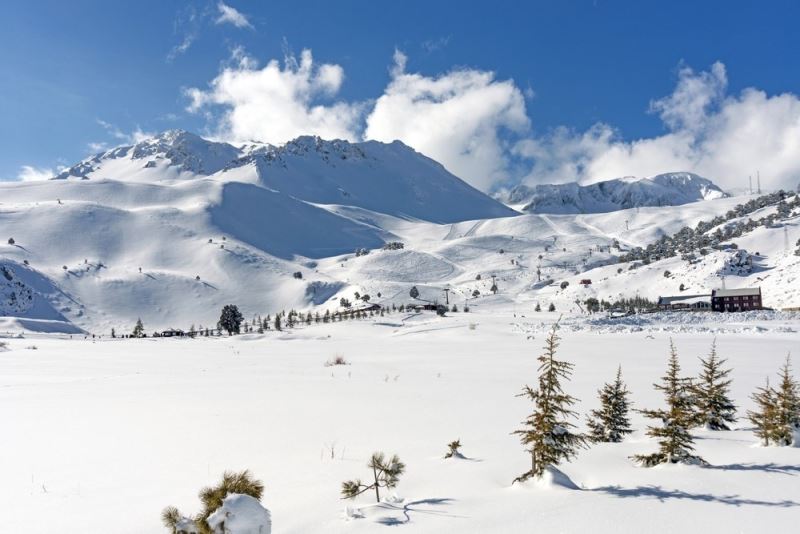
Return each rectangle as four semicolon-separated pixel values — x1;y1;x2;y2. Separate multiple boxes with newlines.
658;294;710;305
712;287;761;297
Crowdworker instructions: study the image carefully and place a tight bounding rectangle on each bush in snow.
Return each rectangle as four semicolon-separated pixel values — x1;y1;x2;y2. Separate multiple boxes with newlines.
633;340;706;467
748;355;800;446
409;286;420;299
218;305;244;336
512;322;587;483
206;494;271;534
560;281;569;290
586;366;633;443
443;439;464;459
341;452;405;502
325;354;349;367
162;470;266;534
382;241;404;250
7;237;14;245
693;340;736;430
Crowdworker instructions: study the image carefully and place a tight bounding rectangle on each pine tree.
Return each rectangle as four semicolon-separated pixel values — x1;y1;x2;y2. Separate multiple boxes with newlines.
633;340;706;467
694;340;737;430
274;314;281;331
586;366;633;443
512;322;587;482
747;378;780;446
217;304;243;335
548;303;556;312
774;354;800;445
132;318;144;338
341;452;405;503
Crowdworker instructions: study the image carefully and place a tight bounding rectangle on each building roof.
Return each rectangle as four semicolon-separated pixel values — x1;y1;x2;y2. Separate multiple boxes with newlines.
658;294;710;305
712;287;761;297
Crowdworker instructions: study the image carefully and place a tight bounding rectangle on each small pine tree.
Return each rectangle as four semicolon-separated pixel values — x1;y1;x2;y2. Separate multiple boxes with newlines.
694;340;737;430
633;340;706;467
775;355;800;445
548;303;556;312
444;439;464;459
586;366;633;443
132;318;144;338
409;286;420;299
512;322;587;482
341;452;405;503
747;378;781;446
535;303;541;312
274;314;282;331
162;470;264;534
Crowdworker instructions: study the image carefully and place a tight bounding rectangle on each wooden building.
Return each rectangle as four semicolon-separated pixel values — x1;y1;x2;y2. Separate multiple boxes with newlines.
711;287;762;312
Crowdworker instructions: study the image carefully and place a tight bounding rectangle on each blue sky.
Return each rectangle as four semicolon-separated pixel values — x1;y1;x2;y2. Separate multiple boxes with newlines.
3;0;800;191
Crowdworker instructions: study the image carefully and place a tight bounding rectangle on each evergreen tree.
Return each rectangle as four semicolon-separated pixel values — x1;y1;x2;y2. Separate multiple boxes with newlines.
586;366;633;443
274;314;282;331
775;355;800;445
341;452;405;503
217;304;243;336
747;378;781;446
132;318;144;338
633;340;706;467
535;303;541;312
409;286;420;299
693;340;737;430
548;303;556;312
512;323;587;482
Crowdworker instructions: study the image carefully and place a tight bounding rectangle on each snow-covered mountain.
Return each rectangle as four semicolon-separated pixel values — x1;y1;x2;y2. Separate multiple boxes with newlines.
502;172;728;214
1;131;798;336
53;130;517;223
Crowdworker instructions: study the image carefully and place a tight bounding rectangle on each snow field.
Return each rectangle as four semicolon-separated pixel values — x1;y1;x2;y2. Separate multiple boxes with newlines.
1;311;798;533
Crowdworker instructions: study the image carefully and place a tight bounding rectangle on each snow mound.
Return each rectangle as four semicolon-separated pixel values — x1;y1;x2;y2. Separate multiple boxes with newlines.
206;493;271;534
532;466;580;490
504;172;727;214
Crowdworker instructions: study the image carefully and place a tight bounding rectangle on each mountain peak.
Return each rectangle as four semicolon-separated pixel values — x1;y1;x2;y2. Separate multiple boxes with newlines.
503;172;728;214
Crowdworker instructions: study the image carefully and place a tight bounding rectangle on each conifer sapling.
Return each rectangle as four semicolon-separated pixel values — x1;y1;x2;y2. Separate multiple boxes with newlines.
341;452;405;503
512;322;587;483
586;365;633;443
694;339;736;430
633;340;706;467
444;439;464;459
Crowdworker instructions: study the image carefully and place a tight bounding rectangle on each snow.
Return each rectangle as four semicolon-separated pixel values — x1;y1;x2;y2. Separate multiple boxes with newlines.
1;310;798;533
206;494;271;534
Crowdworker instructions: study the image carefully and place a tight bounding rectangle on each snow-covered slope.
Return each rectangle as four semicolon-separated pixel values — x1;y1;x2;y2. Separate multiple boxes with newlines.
1;130;798;336
502;172;728;214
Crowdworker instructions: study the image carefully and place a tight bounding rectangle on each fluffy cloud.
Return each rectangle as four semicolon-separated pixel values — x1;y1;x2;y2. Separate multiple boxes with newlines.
519;62;800;192
185;49;363;144
17;165;54;181
185;48;800;193
365;50;529;190
215;2;253;29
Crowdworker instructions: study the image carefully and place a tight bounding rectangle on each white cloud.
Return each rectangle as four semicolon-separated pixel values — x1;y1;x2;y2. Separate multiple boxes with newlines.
215;2;253;29
365;50;529;190
185;48;363;144
518;62;800;192
97;119;152;145
17;165;54;181
183;48;800;193
87;141;108;153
